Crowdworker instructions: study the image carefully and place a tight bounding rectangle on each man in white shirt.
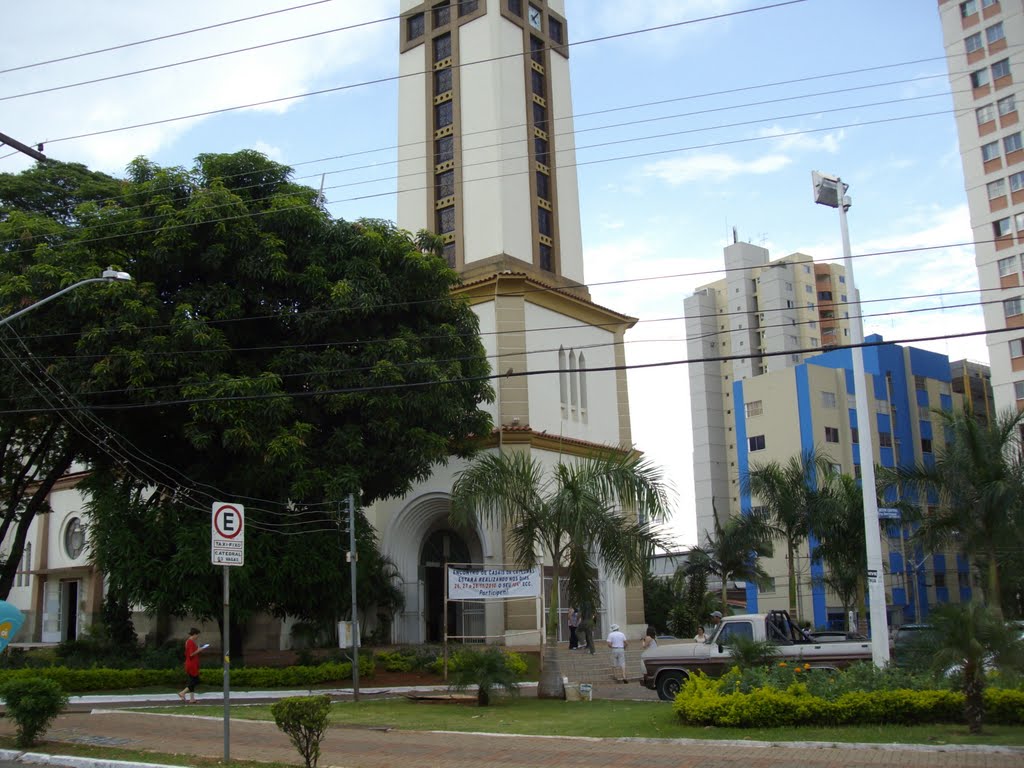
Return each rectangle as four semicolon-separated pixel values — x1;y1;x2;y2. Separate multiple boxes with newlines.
606;623;628;683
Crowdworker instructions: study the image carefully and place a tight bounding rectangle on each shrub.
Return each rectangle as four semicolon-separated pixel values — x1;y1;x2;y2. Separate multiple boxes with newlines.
375;650;414;673
446;647;524;706
0;677;69;747
271;695;332;768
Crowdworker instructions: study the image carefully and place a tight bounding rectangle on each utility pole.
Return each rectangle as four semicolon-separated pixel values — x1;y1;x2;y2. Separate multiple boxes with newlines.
0;131;46;162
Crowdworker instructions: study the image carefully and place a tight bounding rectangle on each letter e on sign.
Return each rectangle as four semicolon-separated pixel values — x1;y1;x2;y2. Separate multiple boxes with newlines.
212;502;245;566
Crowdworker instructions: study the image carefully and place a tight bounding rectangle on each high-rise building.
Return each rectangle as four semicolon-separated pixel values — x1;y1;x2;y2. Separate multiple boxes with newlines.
734;336;977;627
685;241;852;544
938;0;1023;414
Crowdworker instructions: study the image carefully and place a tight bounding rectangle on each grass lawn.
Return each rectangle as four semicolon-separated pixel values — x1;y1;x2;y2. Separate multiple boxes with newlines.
150;697;1024;746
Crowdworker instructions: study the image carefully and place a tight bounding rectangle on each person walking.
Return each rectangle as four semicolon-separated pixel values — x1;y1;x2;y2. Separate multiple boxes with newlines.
641;624;658;651
606;623;628;683
567;606;580;650
579;607;596;654
178;627;206;704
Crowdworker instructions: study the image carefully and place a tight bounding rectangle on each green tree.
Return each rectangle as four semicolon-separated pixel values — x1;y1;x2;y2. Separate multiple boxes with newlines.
686;501;773;612
810;472;867;633
890;407;1024;617
743;449;832;622
446;647;524;706
0;153;493;634
449;450;672;698
920;602;1024;733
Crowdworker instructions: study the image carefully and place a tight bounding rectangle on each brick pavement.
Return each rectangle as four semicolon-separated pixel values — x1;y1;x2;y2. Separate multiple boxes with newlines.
1;688;1020;768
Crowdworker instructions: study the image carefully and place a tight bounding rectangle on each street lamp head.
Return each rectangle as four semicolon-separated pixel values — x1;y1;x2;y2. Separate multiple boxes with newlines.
101;268;132;282
811;171;851;210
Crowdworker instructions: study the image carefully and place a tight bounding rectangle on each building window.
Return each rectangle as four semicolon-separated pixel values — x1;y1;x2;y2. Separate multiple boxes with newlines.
919;404;932;420
508;0;522;16
977;103;996;125
458;0;479;16
912;374;926;390
533;101;548;133
745;400;763;417
981;0;997;6
992;58;1011;80
433;32;452;62
437;205;455;234
824;426;840;443
986;22;1005;45
436;135;454;164
536;170;550;200
15;543;31;588
971;68;991;88
539;243;553;271
965;32;983;54
961;0;977;15
999;94;1016;115
549;17;564;44
530;34;544;65
537;206;552;236
934;571;947;589
818;290;833;300
748;434;766;451
442;242;455;268
534;136;549;165
1016;380;1024;400
958;571;970;590
921;438;933;454
568;350;578;407
436;169;455;199
1005;296;1024;317
1010;338;1024;357
987;178;1006;199
994;217;1012;237
433;1;451;28
531;68;545;97
1011;173;1024;193
1004;132;1022;153
407;12;425;40
821;391;837;408
64;517;85;559
759;577;776;594
435;100;453;129
982;140;1001;161
434;67;452;95
578;353;588;412
879;432;893;448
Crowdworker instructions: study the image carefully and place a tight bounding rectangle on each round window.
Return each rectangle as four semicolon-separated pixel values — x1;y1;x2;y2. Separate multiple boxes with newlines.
64;517;85;560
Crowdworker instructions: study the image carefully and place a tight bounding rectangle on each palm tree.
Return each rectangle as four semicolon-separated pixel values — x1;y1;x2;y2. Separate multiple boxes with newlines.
921;601;1024;733
890;407;1024;618
743;449;832;622
449;450;672;698
811;472;867;633
685;501;773;612
446;647;523;706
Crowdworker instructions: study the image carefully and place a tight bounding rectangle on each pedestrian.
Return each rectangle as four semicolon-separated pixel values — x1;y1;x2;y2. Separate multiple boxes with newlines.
707;610;723;636
579;607;596;654
694;625;707;643
567;606;580;650
641;624;658;651
606;622;628;683
178;627;206;704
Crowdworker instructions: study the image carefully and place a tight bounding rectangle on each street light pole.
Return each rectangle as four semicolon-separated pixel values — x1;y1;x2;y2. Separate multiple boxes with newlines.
0;269;132;328
812;172;891;666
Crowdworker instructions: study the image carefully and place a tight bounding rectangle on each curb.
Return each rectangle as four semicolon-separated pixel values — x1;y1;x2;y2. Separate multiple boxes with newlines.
0;750;177;768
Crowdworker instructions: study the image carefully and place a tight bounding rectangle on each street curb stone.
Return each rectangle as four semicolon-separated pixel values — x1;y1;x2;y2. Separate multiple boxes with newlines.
0;750;176;768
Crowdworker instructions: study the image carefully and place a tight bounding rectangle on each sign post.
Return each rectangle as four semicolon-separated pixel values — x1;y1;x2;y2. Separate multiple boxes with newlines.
212;502;244;764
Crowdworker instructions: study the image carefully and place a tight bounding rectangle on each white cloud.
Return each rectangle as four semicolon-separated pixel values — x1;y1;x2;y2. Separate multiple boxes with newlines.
757;125;845;154
643;152;791;184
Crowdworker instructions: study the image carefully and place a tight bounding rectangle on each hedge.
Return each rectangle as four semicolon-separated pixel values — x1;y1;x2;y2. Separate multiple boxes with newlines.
0;657;375;693
672;675;1024;728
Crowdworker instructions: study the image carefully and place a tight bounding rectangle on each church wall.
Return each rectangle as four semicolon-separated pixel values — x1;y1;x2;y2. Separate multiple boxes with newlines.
547;48;584;284
396;41;428;235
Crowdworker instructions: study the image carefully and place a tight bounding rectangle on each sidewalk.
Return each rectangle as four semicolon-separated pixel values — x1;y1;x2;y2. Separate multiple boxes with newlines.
0;685;1021;768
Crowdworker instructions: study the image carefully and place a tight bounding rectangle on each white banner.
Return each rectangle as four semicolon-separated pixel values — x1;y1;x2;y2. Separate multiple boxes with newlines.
447;568;541;600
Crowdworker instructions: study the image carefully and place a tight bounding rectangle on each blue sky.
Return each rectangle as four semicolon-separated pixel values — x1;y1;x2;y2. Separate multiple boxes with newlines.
0;0;981;546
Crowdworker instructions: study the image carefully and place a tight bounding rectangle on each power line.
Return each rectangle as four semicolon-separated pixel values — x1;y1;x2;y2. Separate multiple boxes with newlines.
0;0;346;75
11;1;807;150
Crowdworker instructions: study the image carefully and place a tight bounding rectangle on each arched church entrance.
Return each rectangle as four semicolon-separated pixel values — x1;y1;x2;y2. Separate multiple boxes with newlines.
421;528;484;643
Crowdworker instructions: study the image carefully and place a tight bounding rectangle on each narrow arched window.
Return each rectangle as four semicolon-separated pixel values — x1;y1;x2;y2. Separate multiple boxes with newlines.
558;347;568;407
578;353;588;416
569;350;578;410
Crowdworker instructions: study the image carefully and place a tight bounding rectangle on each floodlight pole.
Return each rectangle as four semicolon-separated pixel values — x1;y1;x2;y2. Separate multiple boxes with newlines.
813;172;890;667
0;269;132;327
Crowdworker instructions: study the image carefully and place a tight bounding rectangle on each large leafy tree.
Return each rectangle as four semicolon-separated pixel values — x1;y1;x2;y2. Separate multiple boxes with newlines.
743;449;832;622
685;501;773;613
810;472;867;633
890;407;1024;617
0;153;494;635
449;450;672;698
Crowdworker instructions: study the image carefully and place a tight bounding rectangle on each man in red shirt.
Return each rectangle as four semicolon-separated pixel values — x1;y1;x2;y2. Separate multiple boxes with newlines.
178;628;205;704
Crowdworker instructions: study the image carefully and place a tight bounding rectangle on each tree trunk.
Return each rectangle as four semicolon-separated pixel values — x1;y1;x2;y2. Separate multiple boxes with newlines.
537;563;564;699
987;546;1002;619
787;542;798;621
963;664;984;734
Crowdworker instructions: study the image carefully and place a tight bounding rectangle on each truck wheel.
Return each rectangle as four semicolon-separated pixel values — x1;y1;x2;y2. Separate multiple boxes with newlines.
656;671;684;701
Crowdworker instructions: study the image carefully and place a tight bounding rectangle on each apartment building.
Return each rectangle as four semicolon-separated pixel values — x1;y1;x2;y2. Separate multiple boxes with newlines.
938;0;1024;414
734;336;977;628
685;240;851;544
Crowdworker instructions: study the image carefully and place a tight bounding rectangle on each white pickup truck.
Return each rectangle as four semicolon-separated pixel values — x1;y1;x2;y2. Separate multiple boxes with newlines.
640;610;873;700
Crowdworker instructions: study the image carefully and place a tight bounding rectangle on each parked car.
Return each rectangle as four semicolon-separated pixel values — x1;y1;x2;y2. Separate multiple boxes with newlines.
891;623;933;667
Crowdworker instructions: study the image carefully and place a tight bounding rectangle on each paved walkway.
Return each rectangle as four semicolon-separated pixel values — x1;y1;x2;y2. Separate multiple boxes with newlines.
0;685;1020;768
